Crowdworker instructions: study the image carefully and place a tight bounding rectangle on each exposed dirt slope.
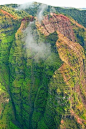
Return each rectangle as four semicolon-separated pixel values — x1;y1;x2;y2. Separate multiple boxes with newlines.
0;9;18;20
36;13;76;41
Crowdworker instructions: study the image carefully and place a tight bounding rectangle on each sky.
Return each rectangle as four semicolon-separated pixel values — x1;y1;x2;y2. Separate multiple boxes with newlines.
0;0;86;8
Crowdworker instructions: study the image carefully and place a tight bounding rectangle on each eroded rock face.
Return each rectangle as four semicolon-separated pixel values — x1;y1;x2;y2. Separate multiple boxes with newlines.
56;31;85;72
56;33;86;127
37;13;86;128
0;9;17;20
36;13;75;42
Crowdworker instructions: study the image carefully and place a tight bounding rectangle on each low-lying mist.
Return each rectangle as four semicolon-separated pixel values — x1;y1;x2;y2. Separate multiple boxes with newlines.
23;21;51;62
16;2;56;22
18;2;57;62
17;2;34;10
37;4;48;22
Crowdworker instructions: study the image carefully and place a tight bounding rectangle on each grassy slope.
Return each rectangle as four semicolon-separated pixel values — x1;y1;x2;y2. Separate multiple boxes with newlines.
0;9;20;129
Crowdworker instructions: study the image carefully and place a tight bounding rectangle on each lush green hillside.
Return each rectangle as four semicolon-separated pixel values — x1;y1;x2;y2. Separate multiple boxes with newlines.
0;2;86;129
54;7;86;28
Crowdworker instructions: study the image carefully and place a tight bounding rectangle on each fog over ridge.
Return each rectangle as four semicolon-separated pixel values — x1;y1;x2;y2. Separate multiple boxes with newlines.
24;21;51;62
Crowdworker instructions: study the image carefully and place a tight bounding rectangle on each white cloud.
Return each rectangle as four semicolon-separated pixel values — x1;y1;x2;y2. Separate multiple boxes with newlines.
24;22;51;62
37;4;48;22
0;0;32;5
17;2;33;10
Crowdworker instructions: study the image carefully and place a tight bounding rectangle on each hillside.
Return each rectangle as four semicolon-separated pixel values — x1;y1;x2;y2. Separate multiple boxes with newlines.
0;2;86;129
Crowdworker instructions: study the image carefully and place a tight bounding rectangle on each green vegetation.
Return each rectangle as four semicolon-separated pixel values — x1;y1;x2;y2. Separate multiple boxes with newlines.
0;5;29;19
8;21;62;128
54;7;86;28
73;26;86;54
23;3;86;27
0;3;86;129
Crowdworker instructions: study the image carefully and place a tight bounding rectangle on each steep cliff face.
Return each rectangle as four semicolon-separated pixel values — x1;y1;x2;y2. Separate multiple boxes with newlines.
0;9;35;129
36;13;75;41
9;15;62;129
0;9;20;128
37;13;86;128
56;32;86;128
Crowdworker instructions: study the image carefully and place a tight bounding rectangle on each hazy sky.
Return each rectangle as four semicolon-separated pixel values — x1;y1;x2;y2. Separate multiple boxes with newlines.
0;0;86;8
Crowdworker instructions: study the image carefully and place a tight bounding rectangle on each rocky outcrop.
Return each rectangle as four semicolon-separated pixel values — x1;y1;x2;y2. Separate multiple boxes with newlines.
15;15;35;39
36;13;75;42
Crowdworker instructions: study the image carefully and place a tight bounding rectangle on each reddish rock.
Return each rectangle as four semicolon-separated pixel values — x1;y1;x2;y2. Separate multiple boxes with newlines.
22;16;35;22
61;119;64;124
36;13;75;42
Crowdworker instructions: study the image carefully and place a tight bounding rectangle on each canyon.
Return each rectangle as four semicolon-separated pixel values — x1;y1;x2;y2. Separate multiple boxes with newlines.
0;3;86;129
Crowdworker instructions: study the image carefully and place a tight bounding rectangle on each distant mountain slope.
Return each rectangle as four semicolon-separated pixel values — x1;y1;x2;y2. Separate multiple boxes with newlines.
19;2;86;27
1;2;86;27
54;7;86;27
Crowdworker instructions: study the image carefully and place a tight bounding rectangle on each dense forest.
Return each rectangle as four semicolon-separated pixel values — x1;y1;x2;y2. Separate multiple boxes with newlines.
0;2;86;129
